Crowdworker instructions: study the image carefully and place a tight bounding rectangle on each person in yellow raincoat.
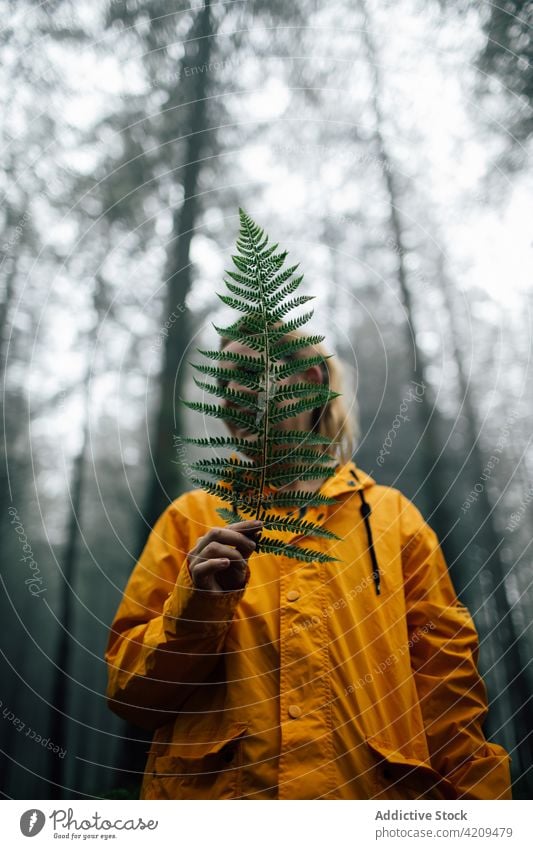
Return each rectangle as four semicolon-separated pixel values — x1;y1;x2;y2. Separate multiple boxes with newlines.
105;328;512;800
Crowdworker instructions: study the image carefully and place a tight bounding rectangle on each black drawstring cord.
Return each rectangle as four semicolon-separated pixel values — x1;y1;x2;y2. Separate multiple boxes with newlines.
351;469;381;596
358;493;381;596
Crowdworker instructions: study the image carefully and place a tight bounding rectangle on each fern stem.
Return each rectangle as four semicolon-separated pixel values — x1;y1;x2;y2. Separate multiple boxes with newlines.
242;211;270;523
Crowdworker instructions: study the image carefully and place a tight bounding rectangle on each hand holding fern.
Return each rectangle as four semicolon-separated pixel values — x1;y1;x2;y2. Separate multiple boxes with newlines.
187;519;263;592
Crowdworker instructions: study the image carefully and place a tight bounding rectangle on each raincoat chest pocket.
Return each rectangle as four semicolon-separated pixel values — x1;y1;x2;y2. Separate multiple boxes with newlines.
366;736;458;800
146;721;249;800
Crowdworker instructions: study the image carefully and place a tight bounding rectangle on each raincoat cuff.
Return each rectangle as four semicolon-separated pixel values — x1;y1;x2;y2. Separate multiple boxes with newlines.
162;557;250;634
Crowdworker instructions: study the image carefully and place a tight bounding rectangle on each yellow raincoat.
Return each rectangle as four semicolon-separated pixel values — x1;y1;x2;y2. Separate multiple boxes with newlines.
105;460;512;799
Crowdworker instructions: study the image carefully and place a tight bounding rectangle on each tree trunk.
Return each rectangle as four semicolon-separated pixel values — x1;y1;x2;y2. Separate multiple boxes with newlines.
140;0;214;543
0;209;27;788
47;366;90;797
357;0;531;789
357;0;461;567
434;252;533;772
0;205;21;547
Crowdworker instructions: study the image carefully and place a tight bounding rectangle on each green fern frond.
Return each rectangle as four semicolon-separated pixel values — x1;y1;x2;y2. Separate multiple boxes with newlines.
190;365;262;391
192;377;262;409
180;435;263;457
190;458;261;478
260;514;340;540
268;310;315;340
221;312;266;335
268;394;337;423
268;294;315;325
266;430;333;444
271;354;333;379
224;281;263;302
266;269;302;306
180;400;261;432
269;445;331;463
211;322;265;351
266;465;337;485
188;476;252;506
261;490;339;508
179;208;345;564
268;381;338;405
225;269;256;287
216;506;251;524
270;334;326;360
196;349;264;367
257;539;340;564
262;253;289;284
216;293;262;315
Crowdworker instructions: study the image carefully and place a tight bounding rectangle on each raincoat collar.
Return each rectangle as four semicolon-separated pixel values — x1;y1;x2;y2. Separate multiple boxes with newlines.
320;460;375;499
227;453;375;499
224;454;381;595
263;459;375;499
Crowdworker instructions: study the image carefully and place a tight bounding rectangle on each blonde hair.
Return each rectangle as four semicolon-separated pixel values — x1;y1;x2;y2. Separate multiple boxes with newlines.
218;322;359;464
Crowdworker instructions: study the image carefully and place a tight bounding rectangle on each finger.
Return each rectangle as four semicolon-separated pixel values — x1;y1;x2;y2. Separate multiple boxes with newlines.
202;528;259;556
228;519;263;526
193;557;248;589
189;521;262;557
235;524;263;539
227;520;263;531
192;558;231;582
199;541;250;566
188;534;208;557
192;559;234;590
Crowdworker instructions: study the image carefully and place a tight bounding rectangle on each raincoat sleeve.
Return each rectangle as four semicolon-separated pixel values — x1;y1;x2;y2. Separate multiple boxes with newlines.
399;493;512;800
105;498;249;730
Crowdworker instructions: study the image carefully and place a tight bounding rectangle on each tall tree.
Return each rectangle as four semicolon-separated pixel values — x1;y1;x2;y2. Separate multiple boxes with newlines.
140;0;215;539
356;0;462;565
47;275;110;797
432;251;533;764
475;0;533;172
0;1;76;790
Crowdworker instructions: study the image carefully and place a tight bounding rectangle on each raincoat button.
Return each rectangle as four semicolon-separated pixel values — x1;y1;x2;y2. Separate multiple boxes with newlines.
288;704;302;718
286;590;300;602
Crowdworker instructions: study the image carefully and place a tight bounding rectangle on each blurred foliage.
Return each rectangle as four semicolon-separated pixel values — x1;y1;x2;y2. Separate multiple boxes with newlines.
477;0;533;168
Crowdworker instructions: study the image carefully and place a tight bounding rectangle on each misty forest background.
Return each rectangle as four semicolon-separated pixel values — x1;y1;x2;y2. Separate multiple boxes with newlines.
1;0;532;799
